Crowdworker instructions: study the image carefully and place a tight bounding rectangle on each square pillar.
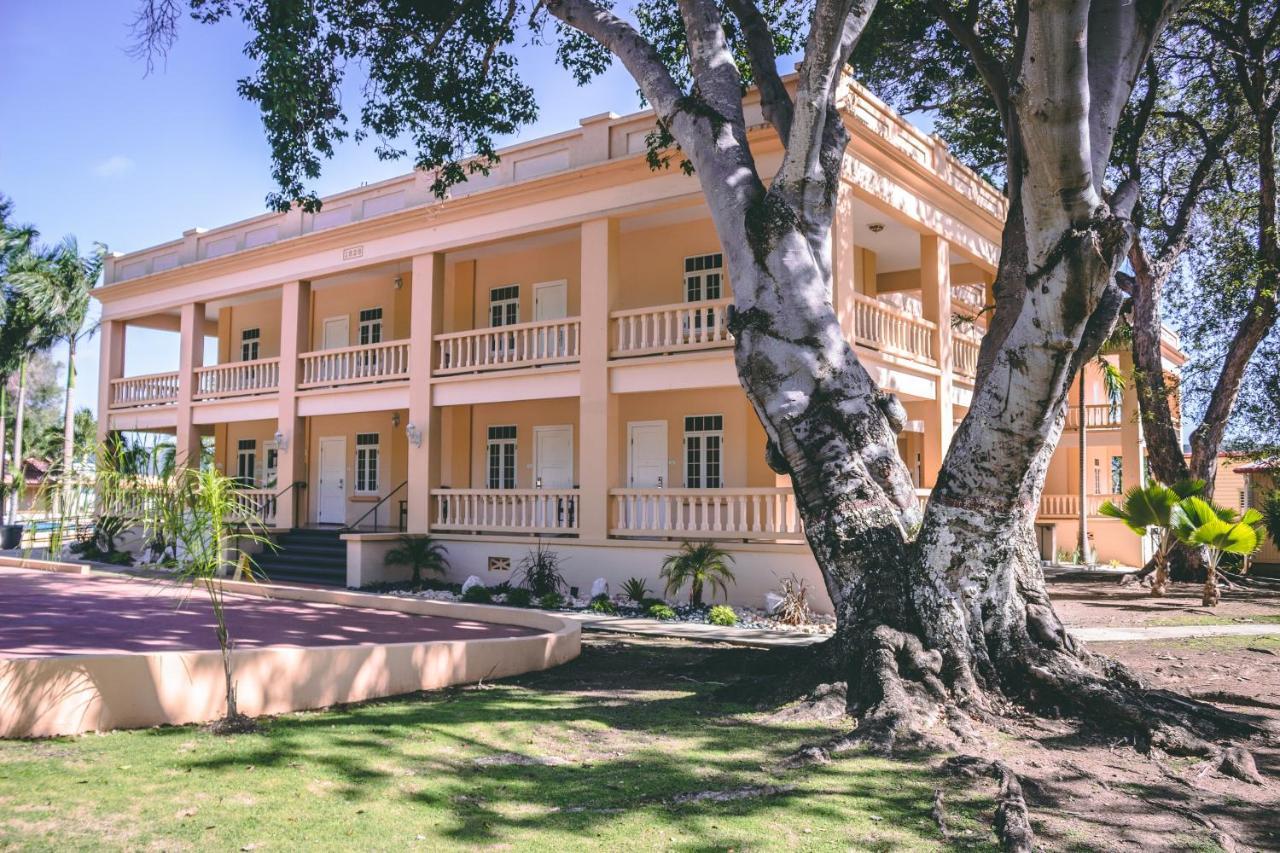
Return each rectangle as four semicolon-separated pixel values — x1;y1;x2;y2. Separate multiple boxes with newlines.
831;181;858;342
1119;349;1144;492
579;218;620;540
920;235;953;487
96;320;125;448
406;253;444;533
175;302;205;466
275;280;310;528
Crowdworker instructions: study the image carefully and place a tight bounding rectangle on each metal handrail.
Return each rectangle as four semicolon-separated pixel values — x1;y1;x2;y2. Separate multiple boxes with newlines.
270;480;307;529
344;480;408;533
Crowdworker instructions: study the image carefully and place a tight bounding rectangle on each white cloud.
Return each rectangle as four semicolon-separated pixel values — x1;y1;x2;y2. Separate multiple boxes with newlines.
93;155;135;178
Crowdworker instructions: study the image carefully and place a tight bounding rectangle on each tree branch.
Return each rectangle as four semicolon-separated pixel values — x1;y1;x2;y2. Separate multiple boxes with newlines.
677;0;746;127
724;0;794;141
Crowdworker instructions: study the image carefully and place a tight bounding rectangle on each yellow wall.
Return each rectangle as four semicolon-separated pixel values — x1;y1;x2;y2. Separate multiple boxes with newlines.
310;272;409;350
460;398;581;489
615;219;726;311
218;298;282;362
307;411;410;526
449;238;583;332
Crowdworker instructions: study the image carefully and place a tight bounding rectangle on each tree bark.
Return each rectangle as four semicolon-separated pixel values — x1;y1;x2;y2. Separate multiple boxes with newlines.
61;336;77;516
0;382;8;527
9;357;27;521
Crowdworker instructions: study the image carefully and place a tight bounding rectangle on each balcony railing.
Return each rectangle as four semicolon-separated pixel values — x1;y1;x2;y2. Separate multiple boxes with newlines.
431;488;580;534
610;298;733;357
232;488;278;526
194;358;280;400
610;487;805;540
1038;493;1123;518
109;371;180;409
300;340;411;389
434;318;581;375
851;293;936;364
1065;404;1123;430
954;333;981;379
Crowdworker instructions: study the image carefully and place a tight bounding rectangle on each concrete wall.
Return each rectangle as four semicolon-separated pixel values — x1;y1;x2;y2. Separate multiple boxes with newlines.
305;411;411;527
615;218;725;311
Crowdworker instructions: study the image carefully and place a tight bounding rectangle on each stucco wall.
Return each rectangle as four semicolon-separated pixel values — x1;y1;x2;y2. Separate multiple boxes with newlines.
306;411;410;527
615;218;725;311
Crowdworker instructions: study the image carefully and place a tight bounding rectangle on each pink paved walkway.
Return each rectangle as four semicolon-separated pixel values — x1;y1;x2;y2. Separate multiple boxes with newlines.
0;567;536;659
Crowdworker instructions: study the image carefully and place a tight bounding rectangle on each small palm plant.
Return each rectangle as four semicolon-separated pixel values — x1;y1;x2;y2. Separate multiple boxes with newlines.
384;535;450;587
621;577;650;604
1099;479;1204;596
660;541;735;607
1171;496;1264;607
1262;491;1280;556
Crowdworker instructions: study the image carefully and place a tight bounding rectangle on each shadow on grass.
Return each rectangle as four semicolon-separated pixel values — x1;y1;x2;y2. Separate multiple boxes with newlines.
147;636;996;849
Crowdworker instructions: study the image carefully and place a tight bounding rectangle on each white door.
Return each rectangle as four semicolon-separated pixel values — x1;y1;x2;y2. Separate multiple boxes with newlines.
317;436;347;524
533;280;568;358
321;317;351;381
534;425;574;488
628;421;667;487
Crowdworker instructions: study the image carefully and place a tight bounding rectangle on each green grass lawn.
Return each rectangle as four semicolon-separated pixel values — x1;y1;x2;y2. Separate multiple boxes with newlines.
0;637;997;851
1147;613;1280;627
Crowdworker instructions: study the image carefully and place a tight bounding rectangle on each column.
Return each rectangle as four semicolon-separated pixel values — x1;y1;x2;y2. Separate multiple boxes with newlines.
275;280;310;528
175;302;205;466
1119;349;1144;492
578;218;620;540
831;181;858;342
405;253;444;533
919;235;953;487
95;320;125;448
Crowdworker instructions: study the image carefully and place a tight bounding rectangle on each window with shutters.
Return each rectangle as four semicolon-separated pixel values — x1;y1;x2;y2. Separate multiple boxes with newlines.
358;307;383;345
684;415;723;489
236;439;257;486
487;425;518;489
240;328;260;362
355;433;380;494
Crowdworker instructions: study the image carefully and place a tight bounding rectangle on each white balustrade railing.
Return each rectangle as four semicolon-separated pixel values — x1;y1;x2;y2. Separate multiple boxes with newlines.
110;372;180;409
232;488;278;526
610;298;733;357
1065;404;1123;430
954;334;981;379
1038;493;1123;518
851;294;936;364
300;340;410;389
434;318;581;374
195;358;280;400
431;489;580;534
610;487;805;540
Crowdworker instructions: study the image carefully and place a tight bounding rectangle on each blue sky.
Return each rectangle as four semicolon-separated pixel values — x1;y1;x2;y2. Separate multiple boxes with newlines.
0;1;646;415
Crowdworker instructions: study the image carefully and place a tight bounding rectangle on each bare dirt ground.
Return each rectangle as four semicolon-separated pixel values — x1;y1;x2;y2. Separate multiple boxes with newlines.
1052;579;1280;628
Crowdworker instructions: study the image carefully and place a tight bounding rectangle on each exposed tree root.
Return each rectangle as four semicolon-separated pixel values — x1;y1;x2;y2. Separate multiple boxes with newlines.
206;712;258;735
930;787;948;838
942;755;1035;852
1216;745;1265;785
1142;798;1238;852
1191;689;1280;711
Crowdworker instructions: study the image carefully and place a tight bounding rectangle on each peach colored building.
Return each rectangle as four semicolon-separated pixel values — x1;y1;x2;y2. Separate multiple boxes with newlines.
93;78;1185;610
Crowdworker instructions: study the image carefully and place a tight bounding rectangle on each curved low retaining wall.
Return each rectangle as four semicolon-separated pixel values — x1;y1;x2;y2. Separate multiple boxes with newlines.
0;557;580;738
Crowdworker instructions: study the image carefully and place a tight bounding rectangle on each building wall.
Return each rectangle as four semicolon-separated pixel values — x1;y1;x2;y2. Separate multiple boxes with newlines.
464;238;582;331
455;398;581;490
306;411;410;527
218;298;282;363
310;272;410;350
615;218;726;311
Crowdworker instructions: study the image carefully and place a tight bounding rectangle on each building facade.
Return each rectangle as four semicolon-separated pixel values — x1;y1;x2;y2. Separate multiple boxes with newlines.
93;78;1186;610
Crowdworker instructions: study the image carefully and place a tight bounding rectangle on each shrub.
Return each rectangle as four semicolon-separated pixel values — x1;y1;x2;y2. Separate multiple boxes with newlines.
621;577;650;604
504;587;533;608
491;581;513;595
383;535;450;587
647;603;677;620
659;541;736;606
461;585;492;604
639;597;666;611
707;605;737;626
774;574;811;626
588;594;617;614
515;542;568;596
538;592;565;610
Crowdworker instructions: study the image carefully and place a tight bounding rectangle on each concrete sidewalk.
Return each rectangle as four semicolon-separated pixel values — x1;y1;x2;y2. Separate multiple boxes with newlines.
562;611;1280;648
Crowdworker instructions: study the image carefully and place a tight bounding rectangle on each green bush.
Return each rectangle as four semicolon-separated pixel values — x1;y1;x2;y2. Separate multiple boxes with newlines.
461;585;492;604
647;603;677;620
639;597;666;611
504;587;533;608
538;592;565;610
588;594;617;614
621;577;650;603
707;605;737;626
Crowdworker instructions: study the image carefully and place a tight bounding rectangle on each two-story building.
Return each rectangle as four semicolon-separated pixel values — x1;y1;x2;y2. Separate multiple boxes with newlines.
93;77;1187;610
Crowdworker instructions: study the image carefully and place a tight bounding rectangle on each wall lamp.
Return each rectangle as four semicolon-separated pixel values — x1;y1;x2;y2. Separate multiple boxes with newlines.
406;423;422;447
273;430;288;451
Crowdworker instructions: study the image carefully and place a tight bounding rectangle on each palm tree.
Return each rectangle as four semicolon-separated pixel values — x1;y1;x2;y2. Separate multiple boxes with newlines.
13;237;104;513
1099;479;1204;596
659;540;736;607
1171;496;1265;607
1263;491;1280;557
383;535;450;587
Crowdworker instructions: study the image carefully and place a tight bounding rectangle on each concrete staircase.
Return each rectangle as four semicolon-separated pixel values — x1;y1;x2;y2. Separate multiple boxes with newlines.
253;528;347;587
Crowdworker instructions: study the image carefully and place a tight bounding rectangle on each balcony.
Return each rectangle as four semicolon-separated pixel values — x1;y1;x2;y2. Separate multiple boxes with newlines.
232;488;279;526
609;487;805;540
953;332;981;379
431;488;581;535
434;318;582;375
194;358;280;401
109;371;180;409
300;340;411;390
610;298;732;357
850;293;936;365
1064;404;1122;430
1038;493;1122;518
